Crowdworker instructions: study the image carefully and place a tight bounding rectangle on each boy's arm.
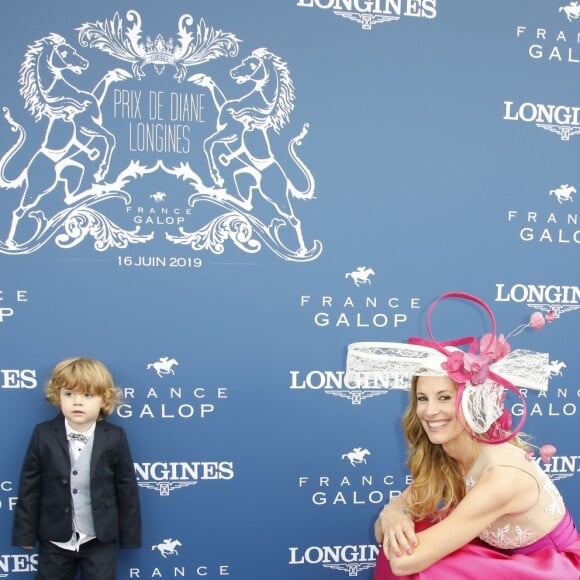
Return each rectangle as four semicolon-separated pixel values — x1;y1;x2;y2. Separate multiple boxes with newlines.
12;427;42;547
115;428;142;548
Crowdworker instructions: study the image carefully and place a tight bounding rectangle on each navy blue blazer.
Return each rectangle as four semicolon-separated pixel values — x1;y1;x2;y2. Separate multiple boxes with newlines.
12;415;141;548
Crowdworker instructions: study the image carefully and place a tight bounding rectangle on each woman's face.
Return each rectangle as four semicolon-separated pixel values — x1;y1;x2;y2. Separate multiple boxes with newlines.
415;375;465;445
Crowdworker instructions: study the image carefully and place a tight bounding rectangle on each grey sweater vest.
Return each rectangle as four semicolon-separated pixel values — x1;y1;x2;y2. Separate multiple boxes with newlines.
70;438;96;537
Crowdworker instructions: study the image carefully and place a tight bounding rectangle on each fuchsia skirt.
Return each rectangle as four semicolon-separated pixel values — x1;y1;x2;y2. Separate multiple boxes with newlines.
374;512;580;579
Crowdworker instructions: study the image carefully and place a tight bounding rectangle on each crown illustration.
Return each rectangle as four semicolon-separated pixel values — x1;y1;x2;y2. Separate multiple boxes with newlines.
143;34;176;63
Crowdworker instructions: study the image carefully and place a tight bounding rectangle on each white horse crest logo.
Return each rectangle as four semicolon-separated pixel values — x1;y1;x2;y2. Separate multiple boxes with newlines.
345;267;375;287
150;192;167;203
547;360;566;377
152;538;182;558
549;184;575;204
341;447;371;467
560;2;580;21
147;357;179;377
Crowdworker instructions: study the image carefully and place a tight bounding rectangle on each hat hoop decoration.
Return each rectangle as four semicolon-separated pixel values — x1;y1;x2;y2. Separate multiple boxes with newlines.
345;291;552;445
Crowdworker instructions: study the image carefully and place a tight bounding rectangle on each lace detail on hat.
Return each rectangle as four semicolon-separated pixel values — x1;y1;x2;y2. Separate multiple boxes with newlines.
345;292;554;444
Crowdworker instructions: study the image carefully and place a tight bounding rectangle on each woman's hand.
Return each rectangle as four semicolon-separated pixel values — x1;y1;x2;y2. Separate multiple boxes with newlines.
375;503;417;559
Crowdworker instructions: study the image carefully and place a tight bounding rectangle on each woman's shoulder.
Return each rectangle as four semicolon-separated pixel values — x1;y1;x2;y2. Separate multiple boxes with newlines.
497;443;530;462
467;444;536;488
472;443;526;470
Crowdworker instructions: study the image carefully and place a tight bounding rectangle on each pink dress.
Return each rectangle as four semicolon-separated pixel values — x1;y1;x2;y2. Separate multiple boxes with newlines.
375;446;580;579
374;513;580;579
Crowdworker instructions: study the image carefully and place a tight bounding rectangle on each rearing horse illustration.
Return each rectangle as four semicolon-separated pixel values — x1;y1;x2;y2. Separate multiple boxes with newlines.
0;33;130;246
188;48;315;255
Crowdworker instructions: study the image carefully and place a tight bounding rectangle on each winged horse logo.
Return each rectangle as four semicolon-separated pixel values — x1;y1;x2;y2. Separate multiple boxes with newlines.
335;11;399;30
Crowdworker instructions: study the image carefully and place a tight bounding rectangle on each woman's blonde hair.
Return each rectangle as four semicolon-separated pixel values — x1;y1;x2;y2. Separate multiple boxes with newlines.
45;357;121;417
402;375;529;520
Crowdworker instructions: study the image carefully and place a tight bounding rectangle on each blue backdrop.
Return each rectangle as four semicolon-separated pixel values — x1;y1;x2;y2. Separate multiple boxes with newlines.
0;0;579;577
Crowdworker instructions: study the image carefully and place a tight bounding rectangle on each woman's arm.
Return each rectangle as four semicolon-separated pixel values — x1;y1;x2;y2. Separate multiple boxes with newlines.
376;488;417;558
388;466;539;576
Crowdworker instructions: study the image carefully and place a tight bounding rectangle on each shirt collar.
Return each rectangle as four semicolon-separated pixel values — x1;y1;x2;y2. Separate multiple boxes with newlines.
64;419;96;440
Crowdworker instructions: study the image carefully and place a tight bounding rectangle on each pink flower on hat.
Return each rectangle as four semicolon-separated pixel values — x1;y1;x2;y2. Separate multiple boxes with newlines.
463;353;491;385
441;351;470;384
479;333;511;362
441;351;491;385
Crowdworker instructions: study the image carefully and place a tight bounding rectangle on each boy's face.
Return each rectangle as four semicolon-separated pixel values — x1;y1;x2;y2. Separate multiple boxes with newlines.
59;389;104;432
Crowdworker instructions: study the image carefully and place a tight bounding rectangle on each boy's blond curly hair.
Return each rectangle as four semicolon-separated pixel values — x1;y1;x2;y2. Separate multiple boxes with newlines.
45;357;121;417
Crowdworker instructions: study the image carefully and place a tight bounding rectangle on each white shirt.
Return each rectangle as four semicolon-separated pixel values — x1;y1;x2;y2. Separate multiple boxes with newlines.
66;422;95;462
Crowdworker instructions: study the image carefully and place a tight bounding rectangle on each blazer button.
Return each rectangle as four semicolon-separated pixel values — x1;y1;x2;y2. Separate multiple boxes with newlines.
62;478;68;484
64;507;70;513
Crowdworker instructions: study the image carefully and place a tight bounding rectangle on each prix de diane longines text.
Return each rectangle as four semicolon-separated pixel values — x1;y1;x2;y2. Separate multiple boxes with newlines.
113;89;205;154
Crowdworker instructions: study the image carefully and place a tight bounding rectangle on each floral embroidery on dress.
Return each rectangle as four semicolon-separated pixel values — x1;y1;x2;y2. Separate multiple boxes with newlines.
480;524;536;549
542;479;563;516
534;461;564;516
465;449;565;550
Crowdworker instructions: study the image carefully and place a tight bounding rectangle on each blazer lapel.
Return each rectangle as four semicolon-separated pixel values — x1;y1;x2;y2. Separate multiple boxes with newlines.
52;415;70;458
90;420;109;477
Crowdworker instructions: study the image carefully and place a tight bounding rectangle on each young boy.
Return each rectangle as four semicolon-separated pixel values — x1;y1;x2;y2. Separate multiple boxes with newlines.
12;357;142;580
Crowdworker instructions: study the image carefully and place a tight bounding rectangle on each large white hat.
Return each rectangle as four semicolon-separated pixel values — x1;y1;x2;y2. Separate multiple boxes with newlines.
344;292;552;443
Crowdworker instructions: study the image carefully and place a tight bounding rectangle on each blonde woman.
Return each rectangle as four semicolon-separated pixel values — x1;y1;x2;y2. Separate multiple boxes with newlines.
345;293;580;579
